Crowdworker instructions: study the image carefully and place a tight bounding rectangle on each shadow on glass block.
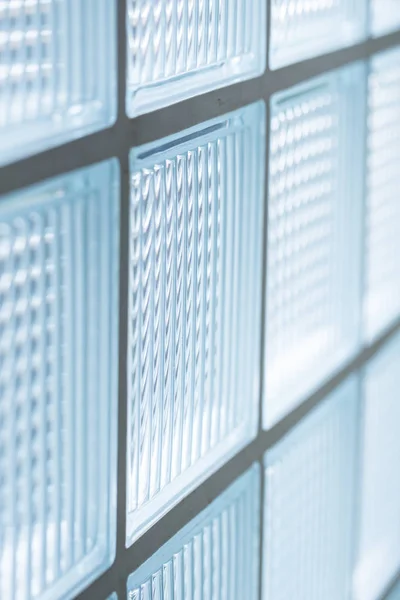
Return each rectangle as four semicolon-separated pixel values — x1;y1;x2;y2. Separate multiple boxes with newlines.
126;0;266;116
364;48;400;342
126;102;265;546
263;376;359;600
0;0;116;166
0;161;120;599
127;465;260;599
263;64;365;428
269;0;366;69
354;331;400;600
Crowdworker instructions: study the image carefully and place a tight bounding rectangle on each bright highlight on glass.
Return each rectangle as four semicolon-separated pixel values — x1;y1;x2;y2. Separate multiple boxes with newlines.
263;66;364;428
269;0;366;69
370;0;400;36
126;0;266;117
263;377;358;600
0;161;120;600
127;465;260;599
127;103;265;546
0;0;116;166
354;331;400;600
364;48;400;342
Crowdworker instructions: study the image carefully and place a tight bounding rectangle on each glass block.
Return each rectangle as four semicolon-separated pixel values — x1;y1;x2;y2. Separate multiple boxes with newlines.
127;465;260;599
263;66;365;428
354;331;400;600
0;0;116;166
388;581;400;600
364;48;400;342
127;102;265;545
263;376;359;600
371;0;400;36
269;0;367;69
0;161;120;600
126;0;266;117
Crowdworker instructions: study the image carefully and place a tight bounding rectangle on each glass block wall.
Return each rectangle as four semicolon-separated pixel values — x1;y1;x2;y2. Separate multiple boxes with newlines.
1;2;400;600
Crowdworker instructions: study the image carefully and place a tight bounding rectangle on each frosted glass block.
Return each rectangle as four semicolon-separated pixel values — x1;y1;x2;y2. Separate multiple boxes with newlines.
0;161;120;600
126;0;266;117
0;0;116;166
354;331;400;600
127;102;265;545
269;0;367;69
263;376;358;600
127;465;260;599
263;66;364;428
364;49;400;342
371;0;400;36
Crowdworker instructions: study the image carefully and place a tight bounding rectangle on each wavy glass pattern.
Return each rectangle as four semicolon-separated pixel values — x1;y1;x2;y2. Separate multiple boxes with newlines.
0;161;120;600
263;377;358;600
0;0;116;166
371;0;400;36
126;0;266;116
263;66;364;428
127;465;260;599
354;332;400;600
127;103;265;545
269;0;366;69
364;48;400;342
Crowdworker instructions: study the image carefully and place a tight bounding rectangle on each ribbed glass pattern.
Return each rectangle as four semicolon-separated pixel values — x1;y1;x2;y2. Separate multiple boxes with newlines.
127;103;265;545
0;0;116;166
354;331;400;600
269;0;366;68
263;66;364;428
364;48;400;342
0;161;120;600
263;377;358;600
127;465;260;600
371;0;400;36
126;0;266;116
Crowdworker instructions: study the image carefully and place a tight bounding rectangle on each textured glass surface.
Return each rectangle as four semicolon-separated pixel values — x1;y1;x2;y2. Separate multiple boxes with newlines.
263;66;364;428
269;0;366;69
0;0;116;166
127;465;260;599
354;331;400;600
0;161;120;600
127;102;265;545
263;377;358;600
126;0;266;117
364;48;400;342
371;0;400;36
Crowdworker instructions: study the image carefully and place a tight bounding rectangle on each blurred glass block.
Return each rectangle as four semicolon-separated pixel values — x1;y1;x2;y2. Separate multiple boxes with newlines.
388;580;400;600
364;49;400;342
354;331;400;600
371;0;400;36
127;102;265;545
0;161;120;600
126;0;266;117
269;0;366;69
0;0;116;166
127;465;260;599
263;66;365;428
263;376;359;600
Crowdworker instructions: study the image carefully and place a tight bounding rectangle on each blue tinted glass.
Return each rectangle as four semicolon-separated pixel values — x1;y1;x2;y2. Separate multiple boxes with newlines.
126;102;265;545
0;161;120;599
